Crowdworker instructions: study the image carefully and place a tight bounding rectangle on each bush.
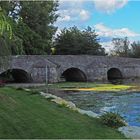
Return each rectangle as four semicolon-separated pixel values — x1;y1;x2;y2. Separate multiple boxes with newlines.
16;87;24;90
100;112;126;128
46;96;55;101
57;101;68;108
30;90;40;95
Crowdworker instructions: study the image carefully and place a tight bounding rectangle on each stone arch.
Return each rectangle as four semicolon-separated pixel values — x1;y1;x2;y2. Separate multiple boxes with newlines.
61;68;87;82
107;68;123;83
0;69;32;83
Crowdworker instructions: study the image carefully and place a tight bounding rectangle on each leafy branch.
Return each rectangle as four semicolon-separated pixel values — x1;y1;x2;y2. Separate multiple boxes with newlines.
0;6;12;39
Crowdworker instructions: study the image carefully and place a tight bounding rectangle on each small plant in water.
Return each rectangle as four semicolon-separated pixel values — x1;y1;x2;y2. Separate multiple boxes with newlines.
100;112;126;128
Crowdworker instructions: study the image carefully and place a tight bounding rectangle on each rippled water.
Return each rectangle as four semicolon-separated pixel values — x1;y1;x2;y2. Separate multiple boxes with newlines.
53;91;140;127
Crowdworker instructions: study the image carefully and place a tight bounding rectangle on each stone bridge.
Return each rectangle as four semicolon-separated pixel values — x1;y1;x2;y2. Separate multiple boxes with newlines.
0;55;140;83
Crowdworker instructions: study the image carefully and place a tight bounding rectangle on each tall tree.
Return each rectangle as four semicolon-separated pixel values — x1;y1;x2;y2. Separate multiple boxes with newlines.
18;1;58;54
130;41;140;58
0;6;12;39
111;37;130;57
0;1;25;55
54;26;106;55
0;1;59;55
0;6;12;69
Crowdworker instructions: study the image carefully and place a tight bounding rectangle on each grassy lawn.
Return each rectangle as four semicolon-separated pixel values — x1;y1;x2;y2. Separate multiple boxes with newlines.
0;87;126;139
47;82;133;92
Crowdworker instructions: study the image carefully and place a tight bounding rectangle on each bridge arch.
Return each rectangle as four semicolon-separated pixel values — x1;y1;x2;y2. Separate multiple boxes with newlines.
61;68;87;82
107;68;123;83
0;69;32;83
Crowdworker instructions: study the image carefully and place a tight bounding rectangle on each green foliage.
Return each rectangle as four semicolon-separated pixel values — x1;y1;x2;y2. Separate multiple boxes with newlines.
54;26;106;55
17;1;58;54
0;1;58;55
16;87;24;90
0;6;12;69
111;37;140;58
130;41;140;58
10;34;25;55
29;90;40;95
0;7;12;39
111;37;130;57
0;36;11;56
57;102;68;108
0;1;19;20
20;1;58;39
0;3;24;57
100;112;126;128
15;21;48;55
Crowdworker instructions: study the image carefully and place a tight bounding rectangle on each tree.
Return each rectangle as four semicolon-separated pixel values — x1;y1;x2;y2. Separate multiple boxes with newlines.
0;1;59;55
18;1;58;54
14;20;46;54
111;37;130;57
130;41;140;58
0;6;12;69
0;6;12;39
0;2;25;55
54;26;106;55
0;1;20;21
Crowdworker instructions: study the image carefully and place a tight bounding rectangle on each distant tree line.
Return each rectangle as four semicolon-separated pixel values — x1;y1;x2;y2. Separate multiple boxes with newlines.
111;37;140;58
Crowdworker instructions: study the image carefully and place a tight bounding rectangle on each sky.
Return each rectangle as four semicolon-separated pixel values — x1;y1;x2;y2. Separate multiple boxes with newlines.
55;0;140;52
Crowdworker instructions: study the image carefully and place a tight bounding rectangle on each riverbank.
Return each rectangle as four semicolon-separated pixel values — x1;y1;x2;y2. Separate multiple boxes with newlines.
0;87;125;139
26;82;140;92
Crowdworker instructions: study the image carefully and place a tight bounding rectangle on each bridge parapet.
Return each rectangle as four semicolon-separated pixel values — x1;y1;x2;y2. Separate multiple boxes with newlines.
1;55;140;83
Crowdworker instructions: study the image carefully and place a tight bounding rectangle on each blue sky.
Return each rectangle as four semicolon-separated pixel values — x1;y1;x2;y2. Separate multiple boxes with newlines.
55;0;140;52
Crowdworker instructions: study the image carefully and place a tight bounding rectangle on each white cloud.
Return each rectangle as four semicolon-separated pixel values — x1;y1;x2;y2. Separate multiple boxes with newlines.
80;9;90;21
95;23;140;53
94;23;140;38
59;0;84;7
57;9;90;22
57;0;90;22
93;0;128;14
57;0;128;23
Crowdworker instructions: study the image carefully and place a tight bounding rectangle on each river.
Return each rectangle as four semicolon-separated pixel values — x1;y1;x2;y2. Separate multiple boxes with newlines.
49;90;140;127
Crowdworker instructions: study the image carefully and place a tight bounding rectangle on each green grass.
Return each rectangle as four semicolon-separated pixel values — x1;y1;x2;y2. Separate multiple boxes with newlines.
0;87;126;139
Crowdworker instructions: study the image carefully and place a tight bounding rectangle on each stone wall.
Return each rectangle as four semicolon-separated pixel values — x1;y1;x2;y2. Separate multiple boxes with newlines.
1;55;140;83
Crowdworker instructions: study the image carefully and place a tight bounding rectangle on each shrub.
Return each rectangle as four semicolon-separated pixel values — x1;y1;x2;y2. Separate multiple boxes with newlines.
58;102;68;108
30;90;40;95
16;87;24;90
46;96;55;101
100;112;126;128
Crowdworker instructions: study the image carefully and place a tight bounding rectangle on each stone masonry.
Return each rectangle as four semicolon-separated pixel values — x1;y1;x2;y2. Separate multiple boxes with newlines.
1;55;140;83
